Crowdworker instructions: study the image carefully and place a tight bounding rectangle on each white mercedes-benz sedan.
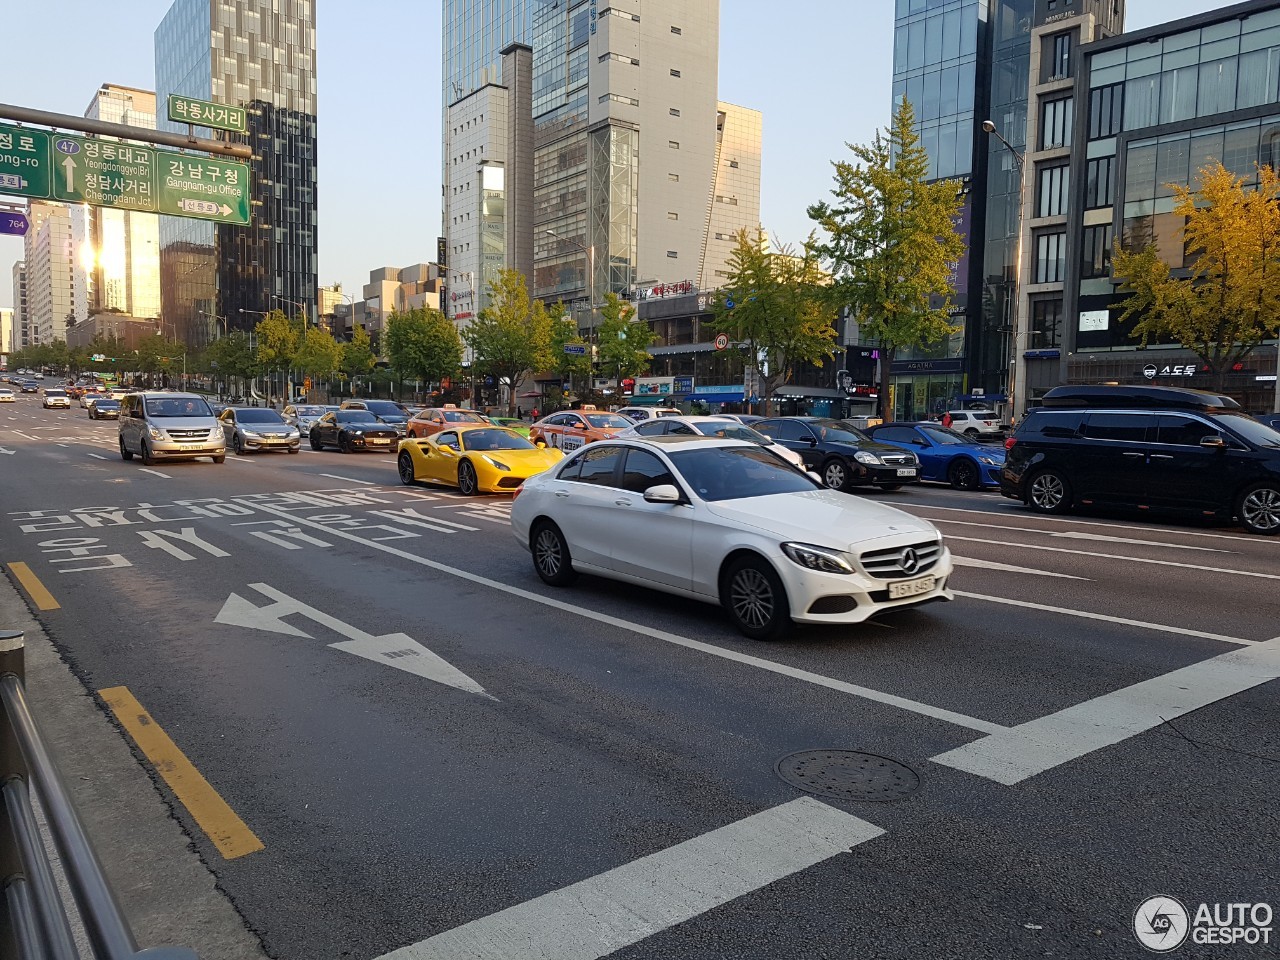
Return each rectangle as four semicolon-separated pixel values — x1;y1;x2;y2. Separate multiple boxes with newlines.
510;435;953;639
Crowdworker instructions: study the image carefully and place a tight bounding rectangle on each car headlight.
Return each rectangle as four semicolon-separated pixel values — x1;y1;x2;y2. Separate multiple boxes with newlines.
147;425;167;440
207;428;221;440
241;430;261;439
482;455;511;471
781;542;856;575
854;451;881;465
350;429;364;436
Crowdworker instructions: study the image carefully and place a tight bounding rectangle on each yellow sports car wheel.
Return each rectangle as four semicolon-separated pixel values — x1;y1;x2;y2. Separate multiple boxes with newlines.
397;450;416;485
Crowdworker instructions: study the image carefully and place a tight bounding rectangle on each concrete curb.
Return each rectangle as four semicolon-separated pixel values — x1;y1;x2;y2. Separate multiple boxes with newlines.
0;569;269;960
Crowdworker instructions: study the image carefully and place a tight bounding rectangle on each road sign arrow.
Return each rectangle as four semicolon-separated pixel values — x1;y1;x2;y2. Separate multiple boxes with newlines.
219;204;232;216
216;583;495;699
61;156;77;192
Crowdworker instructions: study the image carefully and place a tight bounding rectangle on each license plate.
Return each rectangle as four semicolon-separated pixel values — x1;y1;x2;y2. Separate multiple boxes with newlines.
369;438;390;445
896;468;916;477
179;444;203;451
889;575;935;599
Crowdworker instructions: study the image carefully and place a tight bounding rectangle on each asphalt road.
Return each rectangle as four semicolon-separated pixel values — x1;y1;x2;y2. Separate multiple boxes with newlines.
1;395;1277;960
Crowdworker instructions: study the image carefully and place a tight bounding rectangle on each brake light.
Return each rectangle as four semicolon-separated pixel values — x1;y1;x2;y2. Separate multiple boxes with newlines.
1004;437;1017;450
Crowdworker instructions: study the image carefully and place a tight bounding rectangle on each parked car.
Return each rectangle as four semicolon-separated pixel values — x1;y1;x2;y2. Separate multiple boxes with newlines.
118;392;224;465
1002;384;1280;535
487;416;531;438
88;398;121;420
615;406;684;422
219;407;301;454
397;426;563;495
511;436;953;639
866;422;1005;490
752;417;920;492
340;399;411;436
308;410;400;453
406;404;489;438
945;410;1003;437
619;415;805;468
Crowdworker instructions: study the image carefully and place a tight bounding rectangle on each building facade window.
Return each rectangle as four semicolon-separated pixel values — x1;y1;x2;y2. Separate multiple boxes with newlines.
1034;231;1067;284
1040;97;1074;149
1037;163;1070;218
1085;156;1115;208
1030;297;1063;349
1044;30;1073;82
1089;82;1123;139
1081;225;1114;279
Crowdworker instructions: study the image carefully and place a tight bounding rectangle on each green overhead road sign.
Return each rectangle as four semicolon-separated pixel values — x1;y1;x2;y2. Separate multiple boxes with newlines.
52;134;158;211
167;95;247;135
155;152;250;225
0;124;52;199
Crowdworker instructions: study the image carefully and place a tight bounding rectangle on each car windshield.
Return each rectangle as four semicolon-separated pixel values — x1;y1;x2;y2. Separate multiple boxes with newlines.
809;419;869;444
918;426;970;445
95;399;119;408
337;411;379;424
697;420;772;445
294;405;325;417
1220;413;1280;448
584;413;632;429
444;410;487;423
460;428;537;451
670;446;819;502
237;409;285;424
44;390;66;396
362;401;408;417
144;397;213;418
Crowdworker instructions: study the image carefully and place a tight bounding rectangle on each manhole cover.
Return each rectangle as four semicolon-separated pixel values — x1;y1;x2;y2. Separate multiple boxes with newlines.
775;750;920;802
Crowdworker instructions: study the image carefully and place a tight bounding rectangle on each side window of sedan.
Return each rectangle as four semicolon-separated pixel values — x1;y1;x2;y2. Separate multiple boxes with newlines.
634;420;667;436
619;449;677;493
668;423;697;436
576;445;624;486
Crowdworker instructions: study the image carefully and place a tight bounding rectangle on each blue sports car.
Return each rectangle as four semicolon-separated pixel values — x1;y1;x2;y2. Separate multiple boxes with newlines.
865;422;1005;490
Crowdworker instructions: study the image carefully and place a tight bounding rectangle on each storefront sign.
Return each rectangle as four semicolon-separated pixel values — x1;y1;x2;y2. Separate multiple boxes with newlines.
633;280;696;302
672;376;694;394
891;358;964;374
1079;310;1110;332
635;377;674;396
1142;363;1199;379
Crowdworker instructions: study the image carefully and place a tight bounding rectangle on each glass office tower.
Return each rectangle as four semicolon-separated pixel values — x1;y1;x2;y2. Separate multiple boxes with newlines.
155;0;317;345
444;0;533;103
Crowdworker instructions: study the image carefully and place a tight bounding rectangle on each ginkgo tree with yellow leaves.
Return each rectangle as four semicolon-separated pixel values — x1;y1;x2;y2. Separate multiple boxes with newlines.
1113;162;1280;393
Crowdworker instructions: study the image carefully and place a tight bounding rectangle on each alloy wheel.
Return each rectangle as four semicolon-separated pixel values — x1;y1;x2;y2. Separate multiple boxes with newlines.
951;458;979;490
534;528;563;578
823;461;847;491
1030;472;1066;511
397;453;416;486
1241;487;1280;533
730;567;775;630
458;462;478;496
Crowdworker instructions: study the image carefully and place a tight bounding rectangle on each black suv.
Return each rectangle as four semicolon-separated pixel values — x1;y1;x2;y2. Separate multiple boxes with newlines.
1002;385;1280;534
753;417;921;491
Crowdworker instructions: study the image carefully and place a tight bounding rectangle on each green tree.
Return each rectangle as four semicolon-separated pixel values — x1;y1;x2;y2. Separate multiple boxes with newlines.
208;332;259;393
464;268;553;415
254;309;301;370
708;229;837;413
293;326;344;380
342;324;376;376
807;97;965;421
385;307;463;392
596;293;656;396
549;301;593;393
1113;162;1280;393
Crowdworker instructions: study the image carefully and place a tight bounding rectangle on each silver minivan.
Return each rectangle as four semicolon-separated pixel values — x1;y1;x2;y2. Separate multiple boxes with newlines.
119;392;225;464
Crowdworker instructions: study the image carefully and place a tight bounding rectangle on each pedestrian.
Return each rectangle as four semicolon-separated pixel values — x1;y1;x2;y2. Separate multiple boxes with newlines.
941;411;953;429
532;408;540;420
517;406;523;419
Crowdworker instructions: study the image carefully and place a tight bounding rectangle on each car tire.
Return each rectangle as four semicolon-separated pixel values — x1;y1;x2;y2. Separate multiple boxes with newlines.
821;458;851;492
721;555;792;641
233;435;245;455
948;457;981;491
1027;469;1071;514
119;436;133;461
531;521;577;586
213;454;225;464
964;428;980;438
879;484;903;492
339;434;351;454
140;441;154;466
458;461;479;496
309;432;321;451
287;447;299;454
1236;482;1280;535
397;451;417;486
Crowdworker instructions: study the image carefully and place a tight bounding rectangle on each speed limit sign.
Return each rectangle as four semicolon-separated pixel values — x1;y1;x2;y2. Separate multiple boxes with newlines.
714;333;730;351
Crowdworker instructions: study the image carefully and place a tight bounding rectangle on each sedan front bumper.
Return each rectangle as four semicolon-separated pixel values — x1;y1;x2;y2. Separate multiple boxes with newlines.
777;545;955;625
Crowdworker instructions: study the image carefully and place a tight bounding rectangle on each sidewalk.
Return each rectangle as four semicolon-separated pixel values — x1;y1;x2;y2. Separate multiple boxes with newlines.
0;571;267;960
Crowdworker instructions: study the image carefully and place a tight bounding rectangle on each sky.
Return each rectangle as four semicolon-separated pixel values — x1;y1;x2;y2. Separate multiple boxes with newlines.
0;0;1227;314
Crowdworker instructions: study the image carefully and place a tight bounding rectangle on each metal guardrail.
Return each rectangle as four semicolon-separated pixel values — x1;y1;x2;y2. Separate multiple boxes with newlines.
0;630;197;960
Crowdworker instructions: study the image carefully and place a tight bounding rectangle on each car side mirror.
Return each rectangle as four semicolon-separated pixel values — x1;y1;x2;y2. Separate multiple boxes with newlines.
805;437;817;446
536;440;547;448
643;484;682;504
1200;435;1228;451
807;470;823;483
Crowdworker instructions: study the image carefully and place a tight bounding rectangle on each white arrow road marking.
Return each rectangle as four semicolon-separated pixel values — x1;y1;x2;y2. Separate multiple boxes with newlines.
933;635;1280;785
374;797;883;960
0;447;14;455
951;556;1089;579
215;583;494;699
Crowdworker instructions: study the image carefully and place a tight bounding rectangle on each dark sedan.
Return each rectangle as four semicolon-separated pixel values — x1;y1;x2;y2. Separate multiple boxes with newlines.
88;398;121;420
753;417;921;492
309;410;400;453
866;422;1005;490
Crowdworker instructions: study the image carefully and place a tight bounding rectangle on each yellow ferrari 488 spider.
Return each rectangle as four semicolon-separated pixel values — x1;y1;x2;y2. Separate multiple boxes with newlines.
396;425;564;495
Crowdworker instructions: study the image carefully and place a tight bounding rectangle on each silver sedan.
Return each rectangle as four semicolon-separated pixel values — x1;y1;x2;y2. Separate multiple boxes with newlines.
218;407;301;455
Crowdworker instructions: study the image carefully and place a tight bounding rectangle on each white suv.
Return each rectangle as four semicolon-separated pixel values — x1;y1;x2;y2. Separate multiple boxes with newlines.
42;388;71;409
947;410;1003;437
615;406;683;422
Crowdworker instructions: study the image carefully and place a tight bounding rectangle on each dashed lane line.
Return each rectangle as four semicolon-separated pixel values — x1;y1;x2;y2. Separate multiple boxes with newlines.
926;517;1230;553
138;468;172;479
951;556;1088;579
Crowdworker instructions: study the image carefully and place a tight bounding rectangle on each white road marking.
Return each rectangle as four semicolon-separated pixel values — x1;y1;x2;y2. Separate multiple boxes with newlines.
933;635;1280;785
931;518;1231;552
239;499;1006;734
946;535;1280;581
954;591;1254;646
371;509;479;533
11;432;38;440
951;556;1088;580
88;453;108;460
375;797;883;960
138;468;171;479
318;473;376;485
224;456;256;464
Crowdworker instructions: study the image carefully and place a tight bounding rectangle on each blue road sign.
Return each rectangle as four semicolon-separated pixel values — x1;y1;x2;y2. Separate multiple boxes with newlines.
0;212;28;236
563;344;588;356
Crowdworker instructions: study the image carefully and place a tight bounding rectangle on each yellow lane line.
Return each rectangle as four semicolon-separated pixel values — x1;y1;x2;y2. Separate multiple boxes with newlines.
98;686;264;860
7;562;60;611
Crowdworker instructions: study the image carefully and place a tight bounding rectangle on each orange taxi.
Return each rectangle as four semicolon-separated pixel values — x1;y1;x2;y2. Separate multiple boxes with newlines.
406;403;490;438
528;405;634;452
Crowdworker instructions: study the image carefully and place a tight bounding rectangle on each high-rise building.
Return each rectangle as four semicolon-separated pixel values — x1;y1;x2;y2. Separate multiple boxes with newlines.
11;262;27;349
531;0;755;332
889;0;1124;420
71;85;162;328
334;264;444;345
154;0;317;346
702;101;763;292
0;307;13;355
24;202;75;345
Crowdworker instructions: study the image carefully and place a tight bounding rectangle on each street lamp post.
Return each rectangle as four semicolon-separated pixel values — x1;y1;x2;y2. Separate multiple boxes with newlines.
982;118;1028;424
